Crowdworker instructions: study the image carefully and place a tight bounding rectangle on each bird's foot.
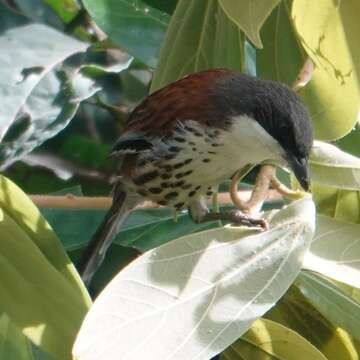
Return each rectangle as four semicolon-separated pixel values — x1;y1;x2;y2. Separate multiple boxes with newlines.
228;210;268;230
201;210;268;230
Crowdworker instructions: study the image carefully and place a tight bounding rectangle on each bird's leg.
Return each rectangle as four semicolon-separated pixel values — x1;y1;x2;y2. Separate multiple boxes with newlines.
231;164;275;215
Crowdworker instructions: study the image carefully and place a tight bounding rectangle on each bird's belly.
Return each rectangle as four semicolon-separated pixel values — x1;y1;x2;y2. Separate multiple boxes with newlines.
126;120;274;209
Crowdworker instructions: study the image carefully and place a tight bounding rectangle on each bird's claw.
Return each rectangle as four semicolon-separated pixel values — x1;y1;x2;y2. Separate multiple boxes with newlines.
229;210;269;230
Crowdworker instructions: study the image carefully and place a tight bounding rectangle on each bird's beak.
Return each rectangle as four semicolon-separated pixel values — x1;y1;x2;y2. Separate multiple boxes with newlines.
287;155;310;191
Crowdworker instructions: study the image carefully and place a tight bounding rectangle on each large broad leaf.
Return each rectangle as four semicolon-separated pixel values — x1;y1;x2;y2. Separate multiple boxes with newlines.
73;198;315;360
297;271;360;342
0;46;132;169
143;0;178;14
292;0;360;140
0;5;89;169
0;314;35;360
150;0;245;91
257;0;305;86
337;127;360;159
0;176;91;360
307;141;360;223
303;215;360;288
218;0;280;48
311;184;360;224
82;0;170;67
42;206;216;252
310;141;360;190
0;314;55;360
266;286;359;360
0;4;87;141
221;318;327;360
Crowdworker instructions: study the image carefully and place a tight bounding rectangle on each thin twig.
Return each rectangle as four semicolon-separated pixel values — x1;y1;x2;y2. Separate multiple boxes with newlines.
30;190;282;210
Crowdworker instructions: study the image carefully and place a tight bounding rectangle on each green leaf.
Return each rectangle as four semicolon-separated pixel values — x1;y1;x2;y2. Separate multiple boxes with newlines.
0;45;132;169
41;206;216;252
257;0;305;86
0;314;56;360
82;0;170;67
0;4;89;168
0;314;33;360
221;318;327;360
307;141;360;224
218;0;280;48
303;215;360;288
310;141;360;191
337;127;360;159
297;272;360;342
311;184;360;224
266;286;359;360
0;4;87;141
44;0;81;23
0;176;91;360
11;0;65;28
142;0;178;14
292;0;360;140
115;209;217;251
151;0;245;91
73;198;315;360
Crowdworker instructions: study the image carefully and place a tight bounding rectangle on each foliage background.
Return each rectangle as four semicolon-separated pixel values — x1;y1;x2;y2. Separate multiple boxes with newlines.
1;0;360;359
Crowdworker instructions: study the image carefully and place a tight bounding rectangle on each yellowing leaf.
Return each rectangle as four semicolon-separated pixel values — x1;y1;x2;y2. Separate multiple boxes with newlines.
221;318;327;360
218;0;280;48
0;314;32;360
0;176;91;359
73;198;315;360
297;272;360;342
292;0;360;140
0;176;90;303
267;286;358;360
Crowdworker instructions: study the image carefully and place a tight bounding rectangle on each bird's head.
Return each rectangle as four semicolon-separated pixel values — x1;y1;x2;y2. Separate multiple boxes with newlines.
211;72;314;191
258;81;313;191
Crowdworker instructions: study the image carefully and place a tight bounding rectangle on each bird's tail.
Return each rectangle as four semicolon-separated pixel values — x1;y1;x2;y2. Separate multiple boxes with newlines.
79;184;135;286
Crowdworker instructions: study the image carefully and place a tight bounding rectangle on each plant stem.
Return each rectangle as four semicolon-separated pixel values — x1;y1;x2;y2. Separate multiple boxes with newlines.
30;190;282;210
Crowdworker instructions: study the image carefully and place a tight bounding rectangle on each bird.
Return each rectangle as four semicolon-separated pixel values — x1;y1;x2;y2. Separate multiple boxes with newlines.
79;69;313;285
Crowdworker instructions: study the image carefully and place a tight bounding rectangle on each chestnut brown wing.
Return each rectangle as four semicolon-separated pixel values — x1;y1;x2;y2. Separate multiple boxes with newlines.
125;69;234;135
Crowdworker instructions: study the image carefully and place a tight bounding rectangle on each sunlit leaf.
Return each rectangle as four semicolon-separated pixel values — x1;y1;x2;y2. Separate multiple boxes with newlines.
0;313;55;360
0;314;33;360
218;0;280;48
73;198;315;360
303;215;360;288
0;4;89;168
297;271;360;341
0;176;91;359
292;0;360;140
310;141;360;190
266;286;359;360
151;0;245;91
221;318;327;360
0;4;87;141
